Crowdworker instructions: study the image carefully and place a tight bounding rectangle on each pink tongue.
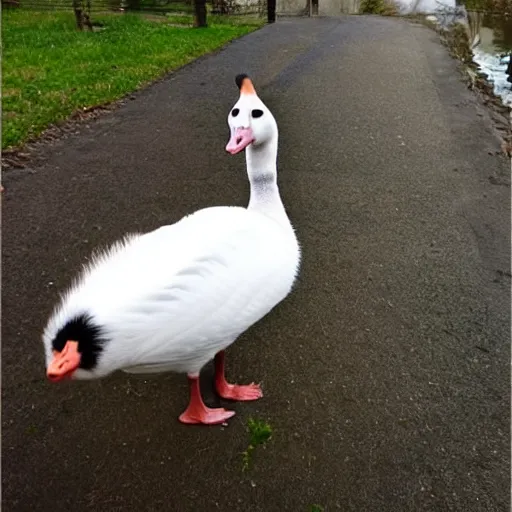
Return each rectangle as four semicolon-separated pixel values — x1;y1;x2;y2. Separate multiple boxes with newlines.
226;128;254;155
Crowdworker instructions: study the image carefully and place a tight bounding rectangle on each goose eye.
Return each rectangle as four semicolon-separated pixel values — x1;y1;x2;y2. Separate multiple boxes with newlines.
251;109;264;118
231;108;240;117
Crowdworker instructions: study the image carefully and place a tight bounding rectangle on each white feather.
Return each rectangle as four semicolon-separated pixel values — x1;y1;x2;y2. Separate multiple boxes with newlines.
43;206;300;377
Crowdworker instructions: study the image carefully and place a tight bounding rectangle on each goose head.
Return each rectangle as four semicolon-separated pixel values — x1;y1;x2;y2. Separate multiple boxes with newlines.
226;74;278;155
44;313;106;382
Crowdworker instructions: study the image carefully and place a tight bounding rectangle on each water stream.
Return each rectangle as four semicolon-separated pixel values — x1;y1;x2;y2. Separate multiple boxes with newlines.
470;14;512;105
395;0;512;106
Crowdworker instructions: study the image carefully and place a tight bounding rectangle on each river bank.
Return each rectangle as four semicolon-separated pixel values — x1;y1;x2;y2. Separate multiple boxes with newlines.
467;12;512;108
417;12;512;156
472;50;511;106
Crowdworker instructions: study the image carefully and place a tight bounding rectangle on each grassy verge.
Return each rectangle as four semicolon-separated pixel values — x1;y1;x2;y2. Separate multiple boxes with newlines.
165;12;265;26
2;10;264;150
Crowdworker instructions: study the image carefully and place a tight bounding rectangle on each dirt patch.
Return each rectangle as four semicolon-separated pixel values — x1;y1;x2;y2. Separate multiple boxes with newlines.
465;66;512;156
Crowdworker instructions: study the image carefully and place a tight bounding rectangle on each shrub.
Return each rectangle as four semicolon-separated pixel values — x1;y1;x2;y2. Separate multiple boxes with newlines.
360;0;399;15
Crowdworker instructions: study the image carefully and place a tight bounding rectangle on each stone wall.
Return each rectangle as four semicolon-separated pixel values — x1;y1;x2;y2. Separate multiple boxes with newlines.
216;0;263;14
276;0;309;15
277;0;360;15
340;0;359;12
318;0;339;14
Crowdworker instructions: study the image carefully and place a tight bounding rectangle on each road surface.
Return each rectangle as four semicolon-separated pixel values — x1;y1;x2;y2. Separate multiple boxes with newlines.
3;16;510;512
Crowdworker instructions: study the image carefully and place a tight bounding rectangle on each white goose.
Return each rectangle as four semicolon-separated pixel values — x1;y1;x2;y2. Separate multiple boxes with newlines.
43;74;301;425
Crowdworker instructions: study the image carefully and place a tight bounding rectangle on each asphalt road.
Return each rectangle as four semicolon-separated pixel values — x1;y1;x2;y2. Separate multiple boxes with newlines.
2;16;510;512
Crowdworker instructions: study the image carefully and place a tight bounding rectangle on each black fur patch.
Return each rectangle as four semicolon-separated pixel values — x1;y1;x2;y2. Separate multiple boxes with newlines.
235;74;249;90
52;313;107;370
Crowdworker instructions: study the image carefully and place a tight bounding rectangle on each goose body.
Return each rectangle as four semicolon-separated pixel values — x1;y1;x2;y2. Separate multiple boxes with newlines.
44;206;299;378
43;74;301;424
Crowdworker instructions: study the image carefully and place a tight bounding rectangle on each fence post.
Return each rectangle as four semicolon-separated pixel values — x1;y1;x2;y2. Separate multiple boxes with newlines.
267;0;276;22
194;0;208;27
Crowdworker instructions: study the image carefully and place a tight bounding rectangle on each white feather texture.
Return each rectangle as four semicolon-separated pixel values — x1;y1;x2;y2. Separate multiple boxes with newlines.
43;206;300;378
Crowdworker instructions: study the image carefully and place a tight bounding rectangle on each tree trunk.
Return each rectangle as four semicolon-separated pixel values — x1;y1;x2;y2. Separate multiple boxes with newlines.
194;0;208;27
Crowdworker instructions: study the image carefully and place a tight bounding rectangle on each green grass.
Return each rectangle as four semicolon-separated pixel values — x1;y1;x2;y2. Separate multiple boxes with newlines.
165;12;265;26
242;418;273;471
2;10;264;150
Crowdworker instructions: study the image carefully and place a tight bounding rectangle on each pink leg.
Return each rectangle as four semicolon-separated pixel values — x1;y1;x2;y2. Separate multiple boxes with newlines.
179;375;235;425
214;351;263;401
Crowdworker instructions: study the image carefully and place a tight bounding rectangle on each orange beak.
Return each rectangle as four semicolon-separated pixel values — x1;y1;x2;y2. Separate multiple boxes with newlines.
47;341;81;382
239;77;256;96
